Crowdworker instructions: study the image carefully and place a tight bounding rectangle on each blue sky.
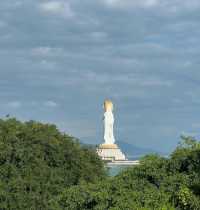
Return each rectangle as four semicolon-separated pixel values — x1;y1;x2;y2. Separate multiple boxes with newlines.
0;0;200;153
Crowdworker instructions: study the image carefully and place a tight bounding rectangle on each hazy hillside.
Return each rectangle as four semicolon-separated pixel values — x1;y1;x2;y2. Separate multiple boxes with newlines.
84;141;162;160
117;141;162;160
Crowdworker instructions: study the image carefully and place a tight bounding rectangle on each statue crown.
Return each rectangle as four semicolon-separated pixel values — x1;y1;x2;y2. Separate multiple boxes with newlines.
104;99;113;112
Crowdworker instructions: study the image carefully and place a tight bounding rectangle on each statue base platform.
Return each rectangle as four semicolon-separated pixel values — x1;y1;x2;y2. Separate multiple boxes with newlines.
97;144;126;161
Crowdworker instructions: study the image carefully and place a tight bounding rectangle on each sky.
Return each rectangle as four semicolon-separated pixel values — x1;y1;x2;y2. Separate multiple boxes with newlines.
0;0;200;153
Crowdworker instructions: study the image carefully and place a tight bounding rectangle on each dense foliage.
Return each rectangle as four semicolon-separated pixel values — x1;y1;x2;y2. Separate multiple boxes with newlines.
54;136;200;210
1;118;200;210
0;118;106;210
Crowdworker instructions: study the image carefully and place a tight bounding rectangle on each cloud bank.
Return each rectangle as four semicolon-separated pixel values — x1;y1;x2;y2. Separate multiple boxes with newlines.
0;0;200;153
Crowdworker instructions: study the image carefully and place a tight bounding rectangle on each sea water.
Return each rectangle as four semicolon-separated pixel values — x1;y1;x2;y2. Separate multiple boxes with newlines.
108;165;129;176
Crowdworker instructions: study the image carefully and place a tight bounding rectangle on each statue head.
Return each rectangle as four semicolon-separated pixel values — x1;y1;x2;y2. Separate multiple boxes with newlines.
104;99;113;112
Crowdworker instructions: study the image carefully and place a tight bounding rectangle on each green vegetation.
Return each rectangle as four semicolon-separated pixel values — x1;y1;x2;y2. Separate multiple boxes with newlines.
0;118;200;210
54;136;200;210
0;118;106;210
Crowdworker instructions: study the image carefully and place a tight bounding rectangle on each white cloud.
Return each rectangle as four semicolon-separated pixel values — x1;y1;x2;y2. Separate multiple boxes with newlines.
31;47;63;57
103;0;159;9
86;71;173;87
13;1;23;8
7;101;22;108
40;59;56;70
32;47;52;56
89;32;107;41
102;0;200;14
39;1;74;18
44;100;58;107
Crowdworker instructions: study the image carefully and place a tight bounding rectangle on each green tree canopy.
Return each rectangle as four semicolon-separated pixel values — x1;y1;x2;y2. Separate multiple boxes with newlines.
55;136;200;210
0;118;106;210
1;118;200;210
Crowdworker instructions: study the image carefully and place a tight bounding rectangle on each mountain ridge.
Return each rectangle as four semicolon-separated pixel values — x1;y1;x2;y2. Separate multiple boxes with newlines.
116;141;163;160
83;141;164;160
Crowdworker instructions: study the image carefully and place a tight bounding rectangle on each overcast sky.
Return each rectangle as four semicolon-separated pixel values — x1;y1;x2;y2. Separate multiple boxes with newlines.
0;0;200;153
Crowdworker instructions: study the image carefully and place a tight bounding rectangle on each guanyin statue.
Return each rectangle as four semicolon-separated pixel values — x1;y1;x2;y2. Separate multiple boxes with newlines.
103;99;115;145
96;99;126;161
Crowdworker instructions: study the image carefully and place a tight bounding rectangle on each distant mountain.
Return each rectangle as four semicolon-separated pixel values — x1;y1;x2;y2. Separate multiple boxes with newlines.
82;141;164;160
116;141;162;160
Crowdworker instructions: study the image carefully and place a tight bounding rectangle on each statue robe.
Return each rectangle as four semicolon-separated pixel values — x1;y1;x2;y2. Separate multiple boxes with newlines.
104;111;115;144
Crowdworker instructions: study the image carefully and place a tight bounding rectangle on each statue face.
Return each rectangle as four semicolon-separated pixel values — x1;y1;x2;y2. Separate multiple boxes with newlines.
104;100;113;112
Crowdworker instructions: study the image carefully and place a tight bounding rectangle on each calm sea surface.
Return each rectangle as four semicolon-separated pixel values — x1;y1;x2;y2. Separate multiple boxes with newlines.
108;165;130;176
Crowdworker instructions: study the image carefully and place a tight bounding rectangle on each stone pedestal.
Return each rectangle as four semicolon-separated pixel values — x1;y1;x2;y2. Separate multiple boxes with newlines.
97;144;126;161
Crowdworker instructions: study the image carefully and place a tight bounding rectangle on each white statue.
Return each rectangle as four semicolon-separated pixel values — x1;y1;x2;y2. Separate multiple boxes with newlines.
103;100;115;145
96;99;126;161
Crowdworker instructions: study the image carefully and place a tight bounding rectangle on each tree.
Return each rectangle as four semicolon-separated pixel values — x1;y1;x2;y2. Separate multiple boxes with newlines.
54;136;200;210
0;118;106;210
